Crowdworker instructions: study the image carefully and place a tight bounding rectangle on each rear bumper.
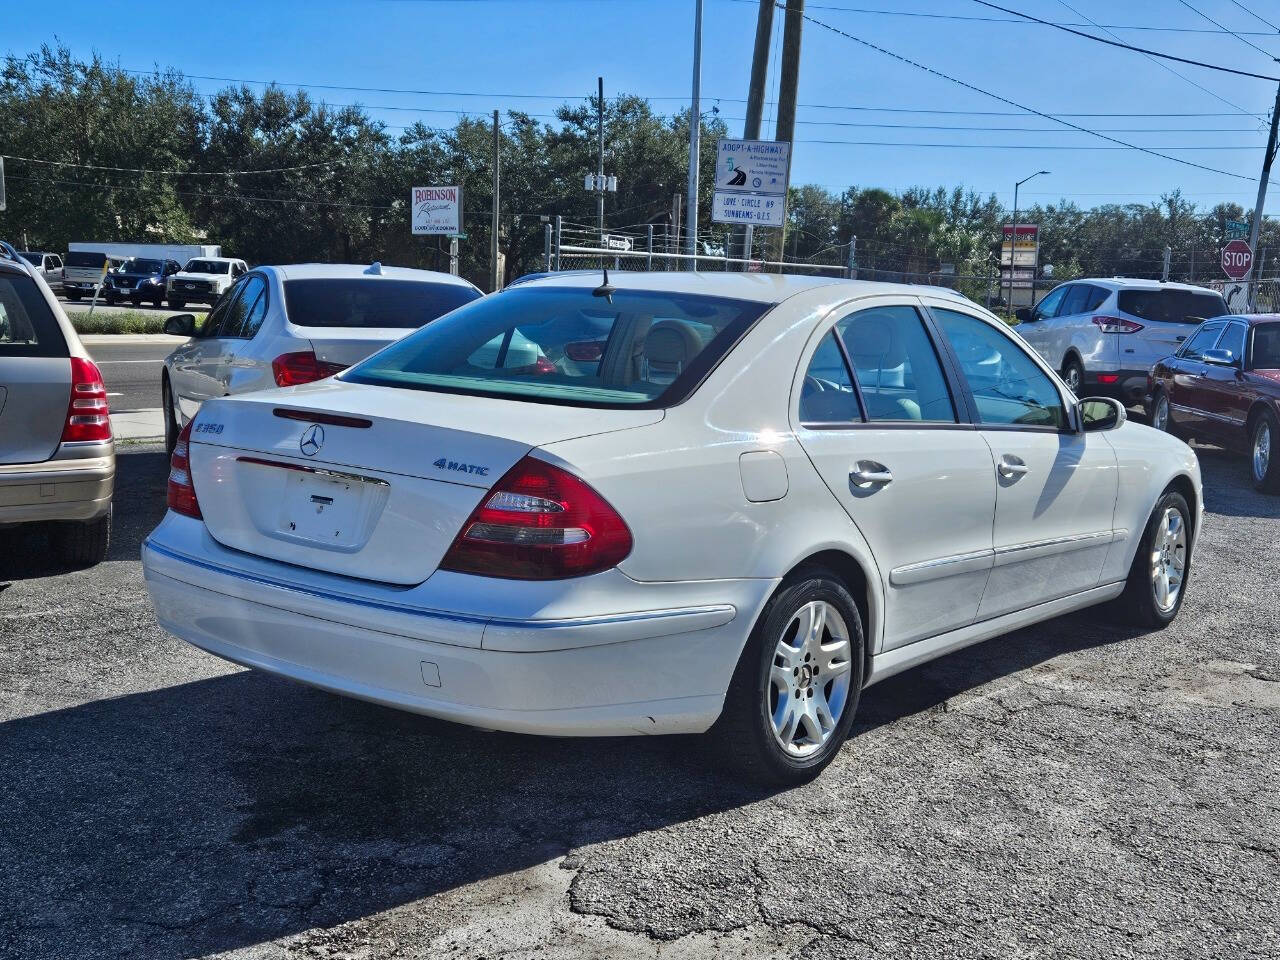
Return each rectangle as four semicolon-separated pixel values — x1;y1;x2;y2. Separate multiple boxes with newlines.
1085;367;1148;404
141;517;773;737
0;448;115;525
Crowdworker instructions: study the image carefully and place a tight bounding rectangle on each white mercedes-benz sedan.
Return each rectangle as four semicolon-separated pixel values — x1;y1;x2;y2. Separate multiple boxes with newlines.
142;273;1202;784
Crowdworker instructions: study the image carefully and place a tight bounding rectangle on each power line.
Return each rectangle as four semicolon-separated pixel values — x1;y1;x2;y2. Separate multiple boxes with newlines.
1053;0;1266;124
761;0;1280;34
1173;0;1278;60
1226;0;1280;33
0;154;342;176
796;140;1261;150
970;1;1279;80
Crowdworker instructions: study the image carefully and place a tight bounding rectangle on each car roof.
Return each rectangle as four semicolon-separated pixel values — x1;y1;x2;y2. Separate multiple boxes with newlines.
507;270;973;306
1066;277;1224;294
1215;313;1280;327
184;256;242;263
264;263;479;288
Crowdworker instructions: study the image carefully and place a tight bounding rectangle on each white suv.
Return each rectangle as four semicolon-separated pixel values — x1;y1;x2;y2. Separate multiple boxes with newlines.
166;257;248;309
1016;279;1228;403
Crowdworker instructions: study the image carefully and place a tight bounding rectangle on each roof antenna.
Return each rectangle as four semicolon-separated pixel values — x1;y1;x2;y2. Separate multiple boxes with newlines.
592;265;616;303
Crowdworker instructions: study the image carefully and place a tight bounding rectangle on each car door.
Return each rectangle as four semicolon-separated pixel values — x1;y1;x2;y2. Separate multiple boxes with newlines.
928;304;1118;621
1168;320;1226;435
217;273;276;396
793;298;998;650
1042;283;1094;370
1014;283;1067;360
1197;320;1251;447
166;278;246;423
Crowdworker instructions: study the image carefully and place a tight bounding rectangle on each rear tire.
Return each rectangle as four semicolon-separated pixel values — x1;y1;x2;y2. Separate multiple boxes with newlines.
1062;357;1085;396
66;292;81;302
712;568;865;786
52;508;111;568
1117;490;1192;629
1251;409;1279;494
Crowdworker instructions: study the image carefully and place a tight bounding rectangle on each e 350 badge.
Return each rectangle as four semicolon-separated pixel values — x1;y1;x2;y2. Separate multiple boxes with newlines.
433;458;489;477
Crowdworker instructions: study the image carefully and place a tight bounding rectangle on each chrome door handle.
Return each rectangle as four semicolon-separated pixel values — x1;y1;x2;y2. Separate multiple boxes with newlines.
998;455;1029;479
850;461;893;487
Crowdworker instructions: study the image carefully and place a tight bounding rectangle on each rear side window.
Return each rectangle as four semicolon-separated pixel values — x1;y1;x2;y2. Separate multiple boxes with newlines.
283;278;480;329
220;275;268;339
800;332;862;424
1059;285;1093;316
344;286;767;408
835;306;955;422
1118;289;1227;325
1253;324;1280;368
0;272;69;357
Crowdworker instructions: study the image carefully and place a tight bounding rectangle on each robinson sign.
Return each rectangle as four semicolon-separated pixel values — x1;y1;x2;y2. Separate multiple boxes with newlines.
411;185;462;236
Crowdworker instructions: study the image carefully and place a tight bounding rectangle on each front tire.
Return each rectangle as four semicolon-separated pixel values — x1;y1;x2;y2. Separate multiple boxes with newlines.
66;292;82;302
1251;409;1279;494
52;508;111;568
1150;389;1174;434
1062;357;1085;396
713;569;865;785
1118;490;1192;628
168;298;185;310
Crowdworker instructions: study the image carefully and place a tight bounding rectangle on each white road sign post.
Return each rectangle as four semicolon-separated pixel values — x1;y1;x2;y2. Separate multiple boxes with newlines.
711;139;790;230
411;185;462;236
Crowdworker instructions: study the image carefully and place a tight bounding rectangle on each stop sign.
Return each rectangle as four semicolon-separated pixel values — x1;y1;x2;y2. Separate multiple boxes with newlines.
1222;239;1253;280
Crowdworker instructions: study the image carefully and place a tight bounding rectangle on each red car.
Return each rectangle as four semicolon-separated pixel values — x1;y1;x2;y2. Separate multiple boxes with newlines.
1146;314;1280;493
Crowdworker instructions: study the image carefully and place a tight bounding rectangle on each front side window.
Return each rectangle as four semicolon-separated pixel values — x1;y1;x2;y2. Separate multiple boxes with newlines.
1180;322;1226;362
345;286;767;408
799;331;862;424
834;306;955;422
1032;285;1067;320
1216;323;1247;365
934;308;1069;430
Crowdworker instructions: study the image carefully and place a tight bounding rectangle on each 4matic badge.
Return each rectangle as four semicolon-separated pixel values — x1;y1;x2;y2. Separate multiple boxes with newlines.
433;458;489;477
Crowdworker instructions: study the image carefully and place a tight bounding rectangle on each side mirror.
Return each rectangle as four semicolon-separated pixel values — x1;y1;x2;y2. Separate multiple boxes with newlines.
1015;307;1034;323
163;313;197;338
1079;396;1127;432
1202;348;1236;367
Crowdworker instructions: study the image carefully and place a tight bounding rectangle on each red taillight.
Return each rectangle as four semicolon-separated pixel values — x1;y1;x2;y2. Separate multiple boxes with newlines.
440;456;632;580
60;356;112;443
1097;373;1120;384
167;420;202;519
272;351;348;387
1092;315;1144;334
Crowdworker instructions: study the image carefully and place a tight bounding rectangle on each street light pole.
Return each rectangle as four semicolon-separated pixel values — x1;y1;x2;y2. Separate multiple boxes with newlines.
1007;170;1049;316
596;76;605;237
685;0;704;269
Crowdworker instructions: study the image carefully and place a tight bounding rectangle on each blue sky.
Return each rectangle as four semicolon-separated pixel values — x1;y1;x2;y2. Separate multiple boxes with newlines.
7;0;1280;213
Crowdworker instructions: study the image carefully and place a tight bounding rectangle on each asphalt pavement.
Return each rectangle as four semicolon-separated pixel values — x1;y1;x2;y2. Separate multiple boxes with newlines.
83;338;176;414
0;443;1276;959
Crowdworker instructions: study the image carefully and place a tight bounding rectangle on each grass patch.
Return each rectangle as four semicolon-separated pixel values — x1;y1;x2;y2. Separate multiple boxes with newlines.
67;310;204;335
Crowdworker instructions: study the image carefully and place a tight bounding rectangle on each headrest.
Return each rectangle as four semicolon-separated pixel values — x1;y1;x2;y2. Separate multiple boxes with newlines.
845;315;904;365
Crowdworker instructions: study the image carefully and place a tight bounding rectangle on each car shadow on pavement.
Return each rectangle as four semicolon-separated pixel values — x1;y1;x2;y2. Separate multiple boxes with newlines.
0;606;1143;960
0;671;777;959
0;446;168;582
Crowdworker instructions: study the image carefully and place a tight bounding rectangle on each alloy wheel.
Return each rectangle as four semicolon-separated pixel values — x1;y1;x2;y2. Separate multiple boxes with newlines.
1064;364;1081;394
1153;395;1169;432
1150;506;1188;614
768;600;853;757
1254;422;1272;483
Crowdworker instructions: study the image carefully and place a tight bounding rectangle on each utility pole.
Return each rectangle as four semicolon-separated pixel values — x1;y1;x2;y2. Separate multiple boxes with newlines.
672;193;683;258
1162;245;1172;282
1247;80;1280;309
771;0;804;267
491;109;501;293
596;76;605;236
685;0;705;269
738;0;776;264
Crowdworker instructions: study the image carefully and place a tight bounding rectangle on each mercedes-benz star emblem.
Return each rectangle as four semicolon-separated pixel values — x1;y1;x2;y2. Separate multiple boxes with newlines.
299;423;325;457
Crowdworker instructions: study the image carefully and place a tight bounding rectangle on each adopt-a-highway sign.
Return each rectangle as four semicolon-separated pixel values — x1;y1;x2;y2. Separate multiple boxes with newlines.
712;139;790;227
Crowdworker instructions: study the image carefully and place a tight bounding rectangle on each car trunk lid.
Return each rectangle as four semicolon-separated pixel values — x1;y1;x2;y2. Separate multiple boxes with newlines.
186;379;662;584
302;327;411;371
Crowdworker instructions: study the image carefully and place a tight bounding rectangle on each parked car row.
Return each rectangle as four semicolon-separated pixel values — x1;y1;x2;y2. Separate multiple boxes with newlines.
1013;275;1278;493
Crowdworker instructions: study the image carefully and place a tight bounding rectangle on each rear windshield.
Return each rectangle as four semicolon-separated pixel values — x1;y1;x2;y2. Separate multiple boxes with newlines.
342;285;769;408
184;260;230;274
0;272;68;357
18;252;42;264
283;278;480;329
1117;289;1228;325
65;251;114;268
